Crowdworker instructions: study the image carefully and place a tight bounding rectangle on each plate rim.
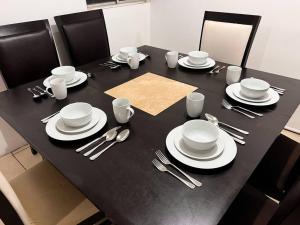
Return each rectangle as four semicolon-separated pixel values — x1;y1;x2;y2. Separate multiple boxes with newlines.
226;83;280;106
178;56;215;69
112;53;146;63
55;111;100;134
173;131;224;160
45;107;107;141
43;71;87;89
166;125;237;169
232;84;272;103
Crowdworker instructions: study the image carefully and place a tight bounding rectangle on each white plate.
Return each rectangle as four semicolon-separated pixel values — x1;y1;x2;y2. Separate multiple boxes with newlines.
46;107;107;141
166;126;237;169
43;71;87;89
55;111;100;134
112;53;146;64
174;131;224;160
226;83;280;106
65;75;81;85
178;56;215;69
232;84;271;103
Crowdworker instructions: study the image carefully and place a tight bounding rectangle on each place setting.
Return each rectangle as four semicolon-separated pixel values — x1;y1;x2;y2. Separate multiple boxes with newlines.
223;66;280;109
100;46;149;70
43;66;88;90
177;50;216;69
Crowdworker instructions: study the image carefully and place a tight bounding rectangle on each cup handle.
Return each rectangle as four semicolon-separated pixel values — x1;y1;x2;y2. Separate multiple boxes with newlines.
127;107;135;120
127;56;132;66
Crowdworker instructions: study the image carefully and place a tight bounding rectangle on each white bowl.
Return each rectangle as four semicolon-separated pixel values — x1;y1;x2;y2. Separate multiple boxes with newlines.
240;78;270;99
182;120;219;151
52;66;75;83
119;47;137;60
188;51;209;65
60;102;93;127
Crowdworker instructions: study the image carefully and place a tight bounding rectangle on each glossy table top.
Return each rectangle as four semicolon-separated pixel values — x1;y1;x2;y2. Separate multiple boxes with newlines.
0;46;299;225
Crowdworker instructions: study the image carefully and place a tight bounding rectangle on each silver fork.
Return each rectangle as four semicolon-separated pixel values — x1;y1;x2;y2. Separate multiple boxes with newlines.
155;150;202;186
99;62;120;69
152;159;195;189
222;99;263;117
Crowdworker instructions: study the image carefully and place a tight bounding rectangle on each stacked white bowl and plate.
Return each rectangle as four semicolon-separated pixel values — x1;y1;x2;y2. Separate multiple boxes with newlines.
112;47;147;64
45;102;107;141
226;78;280;106
178;51;215;69
166;120;237;169
43;66;88;89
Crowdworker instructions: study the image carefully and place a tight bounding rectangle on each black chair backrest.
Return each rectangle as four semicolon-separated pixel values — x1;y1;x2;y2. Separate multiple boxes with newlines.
0;20;59;89
199;11;261;68
55;9;110;67
0;191;23;225
268;178;300;225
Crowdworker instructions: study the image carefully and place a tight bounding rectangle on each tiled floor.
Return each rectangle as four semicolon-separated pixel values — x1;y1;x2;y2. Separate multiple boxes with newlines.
0;145;42;181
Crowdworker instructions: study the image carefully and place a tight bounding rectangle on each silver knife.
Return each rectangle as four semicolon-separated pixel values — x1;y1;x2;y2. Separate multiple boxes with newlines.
75;126;122;152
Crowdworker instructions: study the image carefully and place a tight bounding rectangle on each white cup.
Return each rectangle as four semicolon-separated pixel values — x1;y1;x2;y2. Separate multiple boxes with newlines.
127;52;140;69
186;92;205;118
47;78;67;100
113;98;135;124
226;66;242;85
165;51;178;68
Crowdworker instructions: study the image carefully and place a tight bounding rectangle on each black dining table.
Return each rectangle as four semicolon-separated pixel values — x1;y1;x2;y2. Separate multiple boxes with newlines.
0;45;299;225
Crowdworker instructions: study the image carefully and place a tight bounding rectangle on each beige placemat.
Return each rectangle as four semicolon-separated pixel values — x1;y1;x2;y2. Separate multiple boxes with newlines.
285;104;300;134
105;73;198;116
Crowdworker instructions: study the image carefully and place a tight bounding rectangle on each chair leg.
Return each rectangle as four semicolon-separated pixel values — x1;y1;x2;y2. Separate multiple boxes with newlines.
31;148;37;155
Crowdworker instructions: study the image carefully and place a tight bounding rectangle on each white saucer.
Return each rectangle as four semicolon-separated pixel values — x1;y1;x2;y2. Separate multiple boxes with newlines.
178;56;215;69
166;126;237;169
174;131;224;160
55;111;100;134
46;107;107;141
232;84;271;103
226;83;280;106
43;71;87;89
112;53;146;64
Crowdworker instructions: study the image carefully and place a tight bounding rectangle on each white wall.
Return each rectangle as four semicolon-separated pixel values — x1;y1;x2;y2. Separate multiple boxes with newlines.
150;0;300;80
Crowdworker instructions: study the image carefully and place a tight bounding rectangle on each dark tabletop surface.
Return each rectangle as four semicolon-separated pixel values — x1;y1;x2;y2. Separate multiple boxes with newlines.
0;46;299;225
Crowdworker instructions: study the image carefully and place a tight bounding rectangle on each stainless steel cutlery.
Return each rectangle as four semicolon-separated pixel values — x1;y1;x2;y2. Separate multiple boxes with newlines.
155;150;202;187
209;65;220;74
41;111;60;123
152;159;195;189
214;65;226;74
27;88;40;99
222;99;255;118
99;61;120;69
205;113;249;135
90;129;130;161
222;99;263;117
75;126;122;152
36;85;54;97
83;129;117;157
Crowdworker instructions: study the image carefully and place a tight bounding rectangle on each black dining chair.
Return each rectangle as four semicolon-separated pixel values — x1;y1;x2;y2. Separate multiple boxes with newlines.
54;9;110;67
248;134;300;201
199;11;261;68
0;20;59;89
218;177;300;225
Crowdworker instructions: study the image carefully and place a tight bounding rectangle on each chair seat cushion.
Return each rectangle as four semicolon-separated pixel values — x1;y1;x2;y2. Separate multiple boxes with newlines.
10;160;98;225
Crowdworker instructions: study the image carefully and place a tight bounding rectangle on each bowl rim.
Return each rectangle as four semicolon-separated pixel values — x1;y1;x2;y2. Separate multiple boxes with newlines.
120;46;137;53
240;78;270;91
182;120;219;144
60;102;93;120
52;66;75;75
188;50;209;58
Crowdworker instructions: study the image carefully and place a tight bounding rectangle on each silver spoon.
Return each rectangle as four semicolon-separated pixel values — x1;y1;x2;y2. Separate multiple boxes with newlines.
90;129;130;161
83;130;117;157
205;113;249;135
205;114;246;145
27;88;40;99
